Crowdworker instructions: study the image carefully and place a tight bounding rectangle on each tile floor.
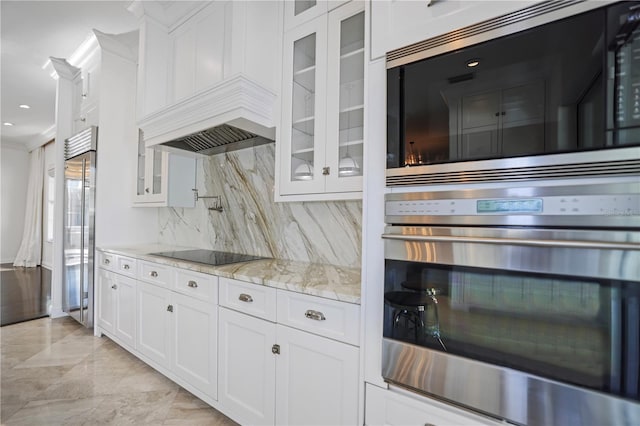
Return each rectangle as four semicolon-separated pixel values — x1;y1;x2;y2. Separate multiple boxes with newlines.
1;316;238;425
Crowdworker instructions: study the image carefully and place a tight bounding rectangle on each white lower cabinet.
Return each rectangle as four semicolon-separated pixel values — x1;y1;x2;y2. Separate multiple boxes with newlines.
137;281;172;370
136;272;219;401
365;384;501;426
97;268;137;350
218;278;360;426
275;324;359;426
218;307;276;426
172;291;218;399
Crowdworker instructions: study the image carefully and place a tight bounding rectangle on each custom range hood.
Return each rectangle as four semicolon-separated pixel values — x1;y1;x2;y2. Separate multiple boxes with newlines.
139;75;277;156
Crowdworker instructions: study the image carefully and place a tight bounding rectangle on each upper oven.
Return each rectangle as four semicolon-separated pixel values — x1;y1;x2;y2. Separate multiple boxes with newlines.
381;181;640;425
386;1;640;187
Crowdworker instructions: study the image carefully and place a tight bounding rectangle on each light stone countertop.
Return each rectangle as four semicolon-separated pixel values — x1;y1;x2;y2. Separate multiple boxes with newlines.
98;244;361;304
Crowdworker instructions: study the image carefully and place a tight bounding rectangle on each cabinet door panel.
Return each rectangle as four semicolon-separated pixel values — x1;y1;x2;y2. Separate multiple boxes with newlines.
275;325;359;425
172;293;217;399
114;275;137;350
280;14;328;196
97;269;115;333
218;307;276;426
137;282;172;369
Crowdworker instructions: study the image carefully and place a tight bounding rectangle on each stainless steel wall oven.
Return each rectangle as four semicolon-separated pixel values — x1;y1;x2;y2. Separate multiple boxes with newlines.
381;2;640;423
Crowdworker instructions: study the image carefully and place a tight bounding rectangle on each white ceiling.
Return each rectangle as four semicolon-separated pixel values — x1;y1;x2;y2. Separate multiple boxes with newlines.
1;1;139;151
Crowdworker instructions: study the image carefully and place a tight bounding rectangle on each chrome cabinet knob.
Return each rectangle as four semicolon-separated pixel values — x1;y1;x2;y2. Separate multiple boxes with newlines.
187;280;198;288
322;166;330;175
238;293;253;303
272;344;280;354
111;285;117;290
304;310;326;321
149;271;158;278
123;264;130;270
104;259;110;265
167;305;173;312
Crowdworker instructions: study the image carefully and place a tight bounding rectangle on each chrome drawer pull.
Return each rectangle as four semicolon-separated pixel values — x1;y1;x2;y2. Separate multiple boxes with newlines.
238;293;253;303
123;264;130;270
149;271;158;277
188;280;198;288
104;259;110;265
305;310;326;321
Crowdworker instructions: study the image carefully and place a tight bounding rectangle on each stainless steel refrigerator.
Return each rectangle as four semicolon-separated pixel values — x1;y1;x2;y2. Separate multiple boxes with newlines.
63;126;98;328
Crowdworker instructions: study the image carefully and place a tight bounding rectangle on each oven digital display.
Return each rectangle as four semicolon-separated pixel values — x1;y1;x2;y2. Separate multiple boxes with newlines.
477;198;543;213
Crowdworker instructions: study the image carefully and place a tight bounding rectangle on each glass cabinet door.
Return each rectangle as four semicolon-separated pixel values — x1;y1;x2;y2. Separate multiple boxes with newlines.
151;149;163;195
136;135;146;197
282;15;327;195
326;3;365;193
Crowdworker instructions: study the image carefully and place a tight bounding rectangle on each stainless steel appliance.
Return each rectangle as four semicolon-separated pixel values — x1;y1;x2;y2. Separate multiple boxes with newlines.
63;126;97;328
385;1;640;187
382;181;640;425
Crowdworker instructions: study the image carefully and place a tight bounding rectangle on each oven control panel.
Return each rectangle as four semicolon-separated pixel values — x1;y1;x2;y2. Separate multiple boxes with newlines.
385;194;640;216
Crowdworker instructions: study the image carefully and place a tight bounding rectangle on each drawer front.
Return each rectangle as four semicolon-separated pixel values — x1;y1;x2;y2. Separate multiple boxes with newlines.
219;277;277;322
98;251;116;271
276;290;360;346
173;269;218;303
116;256;137;278
138;260;171;288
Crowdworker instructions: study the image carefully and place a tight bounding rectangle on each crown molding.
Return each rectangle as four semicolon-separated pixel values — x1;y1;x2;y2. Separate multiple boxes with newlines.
94;29;139;62
49;57;80;80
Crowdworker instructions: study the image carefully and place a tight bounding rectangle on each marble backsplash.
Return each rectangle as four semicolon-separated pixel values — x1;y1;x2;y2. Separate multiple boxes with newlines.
158;144;362;268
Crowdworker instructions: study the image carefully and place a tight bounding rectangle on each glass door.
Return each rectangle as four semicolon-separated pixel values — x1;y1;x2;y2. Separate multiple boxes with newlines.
326;3;364;193
136;133;146;197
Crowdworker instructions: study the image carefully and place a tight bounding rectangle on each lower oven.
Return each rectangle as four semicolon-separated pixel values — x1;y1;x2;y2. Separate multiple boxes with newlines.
381;181;640;425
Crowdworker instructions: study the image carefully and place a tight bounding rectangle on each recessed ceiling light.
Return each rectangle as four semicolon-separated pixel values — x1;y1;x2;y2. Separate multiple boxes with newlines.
19;104;30;109
3;122;14;126
466;59;480;68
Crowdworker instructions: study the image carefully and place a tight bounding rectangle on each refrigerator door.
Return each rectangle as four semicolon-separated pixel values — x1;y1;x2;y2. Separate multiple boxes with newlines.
63;151;95;327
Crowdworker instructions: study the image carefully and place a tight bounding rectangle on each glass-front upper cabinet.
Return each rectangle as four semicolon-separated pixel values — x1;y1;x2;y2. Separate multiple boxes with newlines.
134;130;168;205
284;1;350;32
279;1;365;201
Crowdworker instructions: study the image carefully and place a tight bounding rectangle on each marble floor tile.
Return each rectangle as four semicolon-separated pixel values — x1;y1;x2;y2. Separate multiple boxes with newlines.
1;317;238;425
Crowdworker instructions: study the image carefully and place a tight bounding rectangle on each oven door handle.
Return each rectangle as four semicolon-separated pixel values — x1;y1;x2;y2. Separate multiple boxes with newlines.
381;234;640;250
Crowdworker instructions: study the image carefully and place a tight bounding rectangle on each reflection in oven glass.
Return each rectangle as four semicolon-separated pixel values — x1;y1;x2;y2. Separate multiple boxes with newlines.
384;260;640;400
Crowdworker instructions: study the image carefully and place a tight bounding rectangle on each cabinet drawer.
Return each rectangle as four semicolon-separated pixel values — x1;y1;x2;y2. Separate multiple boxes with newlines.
138;260;171;288
98;251;116;271
173;269;218;303
116;256;137;278
219;277;277;322
276;290;360;345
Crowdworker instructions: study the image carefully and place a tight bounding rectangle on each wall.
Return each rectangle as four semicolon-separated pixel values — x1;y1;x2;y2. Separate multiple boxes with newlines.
158;144;362;268
0;143;30;264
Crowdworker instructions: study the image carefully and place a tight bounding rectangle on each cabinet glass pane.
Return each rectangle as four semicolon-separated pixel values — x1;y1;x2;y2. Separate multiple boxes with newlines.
337;12;364;178
152;150;162;195
137;138;146;196
294;0;316;16
291;33;316;181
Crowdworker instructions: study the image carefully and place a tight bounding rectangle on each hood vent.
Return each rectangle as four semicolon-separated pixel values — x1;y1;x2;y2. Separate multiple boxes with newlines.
162;123;271;155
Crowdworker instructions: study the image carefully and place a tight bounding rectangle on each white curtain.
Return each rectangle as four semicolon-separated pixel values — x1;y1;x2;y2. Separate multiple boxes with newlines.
13;147;45;268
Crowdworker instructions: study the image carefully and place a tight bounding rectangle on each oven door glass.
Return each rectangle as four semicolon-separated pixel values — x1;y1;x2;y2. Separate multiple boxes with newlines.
383;260;640;400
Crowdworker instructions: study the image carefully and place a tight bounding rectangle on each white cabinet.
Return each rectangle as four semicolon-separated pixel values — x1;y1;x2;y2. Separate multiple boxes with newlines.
218;277;360;426
218;306;277;426
365;384;502;426
97;258;137;350
275;324;359;425
137;280;172;369
133;132;196;207
278;0;366;201
136;263;219;400
172;291;218;399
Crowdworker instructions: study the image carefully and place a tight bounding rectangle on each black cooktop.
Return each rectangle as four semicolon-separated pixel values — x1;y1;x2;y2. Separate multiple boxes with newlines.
151;249;266;266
